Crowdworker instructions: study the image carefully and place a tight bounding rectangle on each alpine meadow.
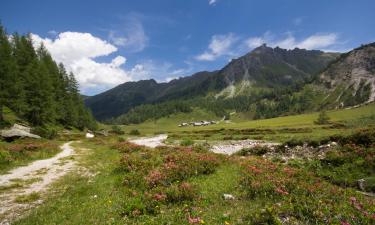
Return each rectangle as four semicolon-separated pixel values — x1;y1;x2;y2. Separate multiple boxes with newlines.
0;1;375;225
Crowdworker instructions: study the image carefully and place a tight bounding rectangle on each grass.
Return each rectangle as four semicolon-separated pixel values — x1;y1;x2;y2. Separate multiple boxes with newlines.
7;104;375;224
0;139;62;174
120;103;375;143
14;192;41;203
14;136;375;224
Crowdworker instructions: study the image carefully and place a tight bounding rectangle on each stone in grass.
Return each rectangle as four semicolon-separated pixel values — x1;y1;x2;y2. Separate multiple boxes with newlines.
223;194;235;200
1;123;41;140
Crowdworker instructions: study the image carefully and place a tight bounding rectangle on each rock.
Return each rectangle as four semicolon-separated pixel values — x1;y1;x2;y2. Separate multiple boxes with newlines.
358;179;366;191
12;124;31;133
1;124;41;140
223;194;235;200
86;133;94;138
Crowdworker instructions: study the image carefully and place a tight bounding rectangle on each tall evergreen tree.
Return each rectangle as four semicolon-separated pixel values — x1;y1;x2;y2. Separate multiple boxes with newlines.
0;24;97;130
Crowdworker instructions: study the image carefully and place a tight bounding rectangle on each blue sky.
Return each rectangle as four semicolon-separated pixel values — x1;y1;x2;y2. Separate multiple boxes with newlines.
1;0;375;95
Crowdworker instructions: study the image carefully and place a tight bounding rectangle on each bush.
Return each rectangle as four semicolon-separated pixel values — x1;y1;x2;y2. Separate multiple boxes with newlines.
0;149;11;164
129;129;141;136
180;138;194;146
314;111;330;125
238;145;270;156
111;125;124;135
165;182;197;203
32;126;58;139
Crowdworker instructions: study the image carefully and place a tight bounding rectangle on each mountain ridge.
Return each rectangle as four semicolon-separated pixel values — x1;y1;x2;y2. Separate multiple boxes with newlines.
85;44;339;120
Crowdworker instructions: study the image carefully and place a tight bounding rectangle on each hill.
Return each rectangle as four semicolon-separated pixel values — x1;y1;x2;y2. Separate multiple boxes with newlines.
85;45;338;121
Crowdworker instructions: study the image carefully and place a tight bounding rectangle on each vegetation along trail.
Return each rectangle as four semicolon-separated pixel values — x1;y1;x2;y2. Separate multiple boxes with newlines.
0;142;82;224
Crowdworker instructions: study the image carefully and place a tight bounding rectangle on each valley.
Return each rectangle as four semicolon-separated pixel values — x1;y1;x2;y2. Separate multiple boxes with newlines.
0;3;375;224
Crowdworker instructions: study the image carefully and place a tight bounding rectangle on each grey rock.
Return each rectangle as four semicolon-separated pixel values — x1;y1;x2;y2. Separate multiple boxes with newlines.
223;194;235;200
1;125;41;139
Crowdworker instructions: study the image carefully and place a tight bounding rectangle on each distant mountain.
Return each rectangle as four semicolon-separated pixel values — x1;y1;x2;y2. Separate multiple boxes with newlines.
85;45;338;121
319;43;375;108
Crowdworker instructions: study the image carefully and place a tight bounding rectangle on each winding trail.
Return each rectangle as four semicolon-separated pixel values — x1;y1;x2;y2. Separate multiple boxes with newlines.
0;141;79;224
129;134;168;148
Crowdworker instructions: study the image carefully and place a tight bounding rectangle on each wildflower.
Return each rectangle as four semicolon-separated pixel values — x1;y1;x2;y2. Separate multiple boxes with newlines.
188;213;202;224
224;221;230;225
275;188;289;195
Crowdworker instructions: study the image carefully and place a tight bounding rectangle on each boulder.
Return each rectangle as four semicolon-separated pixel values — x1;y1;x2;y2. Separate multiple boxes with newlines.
86;133;95;138
1;124;41;140
223;194;235;200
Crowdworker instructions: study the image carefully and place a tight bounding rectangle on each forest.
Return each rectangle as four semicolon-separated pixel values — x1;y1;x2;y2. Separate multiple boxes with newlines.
0;24;97;131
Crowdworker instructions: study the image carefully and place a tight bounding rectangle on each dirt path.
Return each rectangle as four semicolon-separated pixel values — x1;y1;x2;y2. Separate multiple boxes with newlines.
0;141;79;224
129;134;168;148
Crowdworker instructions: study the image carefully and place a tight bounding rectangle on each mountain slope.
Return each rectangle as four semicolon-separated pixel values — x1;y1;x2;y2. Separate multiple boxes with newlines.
86;45;338;120
320;42;375;108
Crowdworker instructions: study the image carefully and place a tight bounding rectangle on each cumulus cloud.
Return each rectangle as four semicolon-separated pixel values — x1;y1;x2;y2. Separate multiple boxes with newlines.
108;16;148;53
195;33;239;61
208;0;217;5
31;32;149;94
244;32;339;50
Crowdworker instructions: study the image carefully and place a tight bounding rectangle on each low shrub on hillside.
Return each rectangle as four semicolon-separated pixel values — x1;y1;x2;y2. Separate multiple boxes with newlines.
111;125;125;135
180;138;194;146
237;145;270;156
0;140;59;171
239;157;375;224
32;126;58;139
116;144;222;217
129;129;141;136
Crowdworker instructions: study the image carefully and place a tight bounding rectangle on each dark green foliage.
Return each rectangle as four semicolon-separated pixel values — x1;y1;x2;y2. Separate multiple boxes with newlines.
111;125;124;135
114;101;192;125
32;126;58;139
314;110;330;124
180;138;194;146
129;129;141;135
237;146;270;156
0;24;96;130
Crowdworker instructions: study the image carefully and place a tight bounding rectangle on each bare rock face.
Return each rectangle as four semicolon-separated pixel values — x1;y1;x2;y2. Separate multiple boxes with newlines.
320;42;375;107
0;124;41;140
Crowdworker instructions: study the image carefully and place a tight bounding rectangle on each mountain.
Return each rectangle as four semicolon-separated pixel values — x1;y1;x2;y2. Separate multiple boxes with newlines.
85;45;338;121
319;43;375;108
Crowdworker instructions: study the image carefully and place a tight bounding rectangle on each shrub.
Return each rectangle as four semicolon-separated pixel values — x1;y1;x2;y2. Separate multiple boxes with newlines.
180;138;194;146
129;129;141;136
314;111;330;125
239;157;375;224
111;125;124;135
0;149;11;164
32;126;58;139
165;182;197;203
238;145;270;156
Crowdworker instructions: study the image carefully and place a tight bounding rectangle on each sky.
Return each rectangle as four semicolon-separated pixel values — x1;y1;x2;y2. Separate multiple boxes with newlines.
1;0;375;95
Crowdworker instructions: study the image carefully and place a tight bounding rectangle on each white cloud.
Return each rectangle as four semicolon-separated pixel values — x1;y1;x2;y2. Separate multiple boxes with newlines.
31;32;150;94
245;37;266;48
208;0;217;5
195;33;239;61
108;16;148;53
244;32;339;50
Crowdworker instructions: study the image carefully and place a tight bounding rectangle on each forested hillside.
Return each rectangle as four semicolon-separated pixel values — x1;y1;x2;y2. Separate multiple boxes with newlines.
86;45;338;123
0;24;96;130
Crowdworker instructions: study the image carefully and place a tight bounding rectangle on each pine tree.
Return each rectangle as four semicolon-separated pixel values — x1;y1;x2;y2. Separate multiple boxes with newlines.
315;110;330;125
0;24;23;124
0;24;97;130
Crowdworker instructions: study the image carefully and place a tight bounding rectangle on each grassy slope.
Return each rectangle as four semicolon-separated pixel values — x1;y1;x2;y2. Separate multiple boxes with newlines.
14;138;375;225
123;103;375;142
